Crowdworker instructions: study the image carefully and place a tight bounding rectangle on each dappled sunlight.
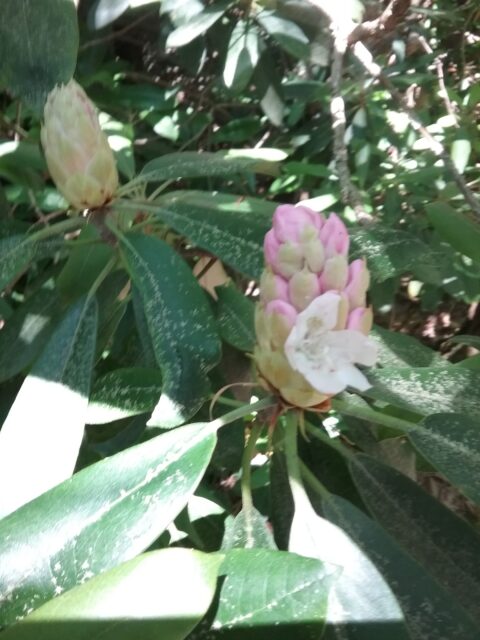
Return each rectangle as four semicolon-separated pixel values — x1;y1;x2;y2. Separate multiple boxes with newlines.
0;376;87;518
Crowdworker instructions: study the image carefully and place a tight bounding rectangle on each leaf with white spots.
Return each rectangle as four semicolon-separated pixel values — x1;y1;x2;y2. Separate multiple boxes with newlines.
0;295;97;519
366;366;480;421
0;421;217;627
87;368;162;425
119;233;221;428
1;549;222;640
349;454;480;626
0;235;35;291
214;284;256;353
221;506;277;551
409;413;480;505
115;192;275;280
190;549;335;639
350;226;443;284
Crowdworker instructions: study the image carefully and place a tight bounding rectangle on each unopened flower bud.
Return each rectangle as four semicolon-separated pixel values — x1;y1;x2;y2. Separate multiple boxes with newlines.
41;80;118;210
319;255;349;291
347;307;373;335
289;269;320;311
345;259;370;309
260;269;289;305
319;213;349;257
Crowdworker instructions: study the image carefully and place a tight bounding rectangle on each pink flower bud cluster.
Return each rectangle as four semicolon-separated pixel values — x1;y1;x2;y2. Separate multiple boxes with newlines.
255;204;375;409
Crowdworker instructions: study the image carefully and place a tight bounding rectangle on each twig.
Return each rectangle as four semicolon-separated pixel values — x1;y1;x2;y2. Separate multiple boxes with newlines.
80;12;153;51
329;24;372;223
416;34;457;122
306;0;480;220
348;0;411;45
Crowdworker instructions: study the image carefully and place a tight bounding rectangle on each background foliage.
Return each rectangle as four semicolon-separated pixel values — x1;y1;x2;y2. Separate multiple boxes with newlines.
0;0;480;638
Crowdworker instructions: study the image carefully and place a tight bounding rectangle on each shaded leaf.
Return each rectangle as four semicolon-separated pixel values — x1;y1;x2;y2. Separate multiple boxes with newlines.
409;413;480;505
426;202;480;263
350;454;480;625
224;21;262;92
119;233;221;427
0;0;78;110
324;494;480;640
256;11;309;59
214;284;255;352
370;325;445;369
0;235;35;291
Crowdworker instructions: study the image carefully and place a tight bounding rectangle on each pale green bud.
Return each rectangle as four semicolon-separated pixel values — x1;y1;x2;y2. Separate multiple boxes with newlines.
41;80;118;210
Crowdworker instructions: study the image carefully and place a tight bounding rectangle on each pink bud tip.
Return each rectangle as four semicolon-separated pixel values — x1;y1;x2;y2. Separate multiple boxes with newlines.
319;213;349;257
272;204;323;243
265;300;298;330
264;229;280;267
345;259;370;309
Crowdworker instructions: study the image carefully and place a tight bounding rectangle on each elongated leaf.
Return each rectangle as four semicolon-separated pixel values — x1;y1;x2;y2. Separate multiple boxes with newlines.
87;368;162;425
0;235;35;291
288;493;408;639
450;334;480;349
0;421;217;626
256;11;309;59
426;202;480;263
136;151;279;185
88;0;130;30
222;506;277;550
0;287;63;382
214;284;255;352
166;1;232;48
0;0;78;110
224;21;262;92
0;295;97;519
2;549;222;640
409;413;480;505
117;191;274;279
324;494;480;640
119;233;221;428
349;454;480;624
366;366;480;421
57;226;115;301
190;549;335;639
370;325;445;369
349;226;442;284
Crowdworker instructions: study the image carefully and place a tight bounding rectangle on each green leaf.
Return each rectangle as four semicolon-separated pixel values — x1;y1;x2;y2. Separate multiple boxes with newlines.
87;368;162;425
426;202;480;263
0;421;217;626
0;295;97;519
370;325;445;369
119;233;221;428
450;334;480;349
118;191;274;279
0;287;63;383
191;549;334;639
2;549;222;640
57;226;115;301
166;1;232;48
0;0;78;111
223;21;262;92
214;284;255;352
366;366;480;421
88;0;130;30
349;454;480;625
324;494;480;640
136;150;280;185
256;11;309;59
222;506;277;550
409;413;480;505
0;235;35;291
350;225;442;284
288;492;407;639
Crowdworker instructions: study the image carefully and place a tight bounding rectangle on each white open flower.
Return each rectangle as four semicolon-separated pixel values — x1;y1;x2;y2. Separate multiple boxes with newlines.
284;292;378;395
